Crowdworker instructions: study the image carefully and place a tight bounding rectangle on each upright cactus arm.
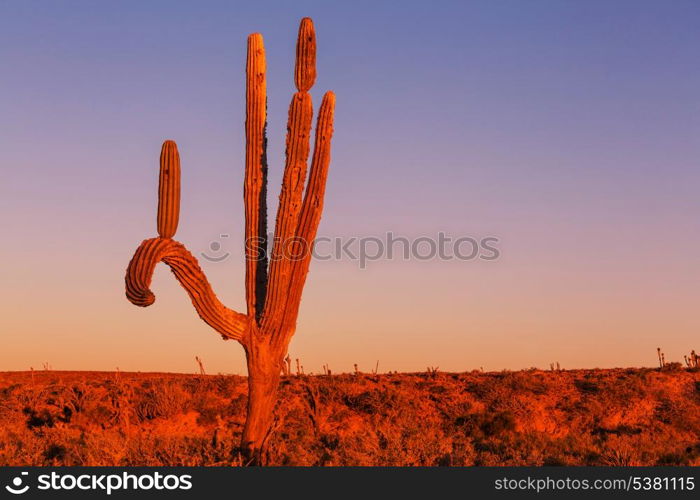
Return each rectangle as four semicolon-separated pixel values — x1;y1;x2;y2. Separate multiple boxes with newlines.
126;238;248;340
282;91;336;333
156;141;180;239
262;18;316;333
244;33;269;322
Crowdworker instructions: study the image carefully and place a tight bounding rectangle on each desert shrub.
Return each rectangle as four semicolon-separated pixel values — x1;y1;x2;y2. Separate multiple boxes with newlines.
212;375;239;396
195;405;223;426
24;408;55;428
0;384;20;398
439;400;473;426
84;404;116;427
65;383;92;414
542;455;567;466
344;390;394;415
506;372;549;395
457;411;516;437
192;392;243;426
429;384;448;394
43;444;67;463
599;447;638;466
319;433;340;450
134;383;187;421
229;393;247;416
574;379;600;394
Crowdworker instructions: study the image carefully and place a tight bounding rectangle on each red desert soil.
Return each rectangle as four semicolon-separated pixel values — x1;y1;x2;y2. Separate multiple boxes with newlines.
0;368;698;466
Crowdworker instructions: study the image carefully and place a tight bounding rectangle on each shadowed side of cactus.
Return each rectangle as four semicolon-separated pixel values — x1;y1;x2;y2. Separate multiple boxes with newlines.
124;18;335;465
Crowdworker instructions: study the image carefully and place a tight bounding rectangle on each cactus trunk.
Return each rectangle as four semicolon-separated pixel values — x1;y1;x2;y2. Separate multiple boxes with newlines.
241;336;285;463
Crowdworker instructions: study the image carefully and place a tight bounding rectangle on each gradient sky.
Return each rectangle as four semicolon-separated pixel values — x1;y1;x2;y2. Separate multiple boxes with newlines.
1;1;698;374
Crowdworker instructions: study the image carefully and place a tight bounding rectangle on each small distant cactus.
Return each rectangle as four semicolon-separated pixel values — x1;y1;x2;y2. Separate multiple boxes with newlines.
282;355;292;376
124;18;335;464
195;356;206;376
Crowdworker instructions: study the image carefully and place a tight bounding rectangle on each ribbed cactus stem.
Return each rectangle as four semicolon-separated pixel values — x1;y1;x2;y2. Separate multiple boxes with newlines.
157;140;180;239
262;91;313;330
283;91;336;329
295;18;316;92
245;33;268;320
262;20;317;331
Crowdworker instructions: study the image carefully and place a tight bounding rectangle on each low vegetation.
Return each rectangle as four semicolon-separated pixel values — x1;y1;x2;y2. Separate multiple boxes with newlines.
0;368;698;466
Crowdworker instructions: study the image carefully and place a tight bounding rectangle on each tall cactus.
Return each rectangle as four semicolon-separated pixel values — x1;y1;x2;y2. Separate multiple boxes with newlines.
124;18;335;463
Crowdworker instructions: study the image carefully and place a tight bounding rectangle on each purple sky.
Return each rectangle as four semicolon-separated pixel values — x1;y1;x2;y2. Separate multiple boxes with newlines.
1;1;698;373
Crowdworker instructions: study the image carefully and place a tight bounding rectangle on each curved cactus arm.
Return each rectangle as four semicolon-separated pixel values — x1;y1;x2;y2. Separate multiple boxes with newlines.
262;19;316;333
244;33;269;322
281;91;336;334
125;238;249;341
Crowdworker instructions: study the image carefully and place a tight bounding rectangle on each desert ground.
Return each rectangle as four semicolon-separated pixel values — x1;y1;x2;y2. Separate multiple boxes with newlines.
0;367;698;466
